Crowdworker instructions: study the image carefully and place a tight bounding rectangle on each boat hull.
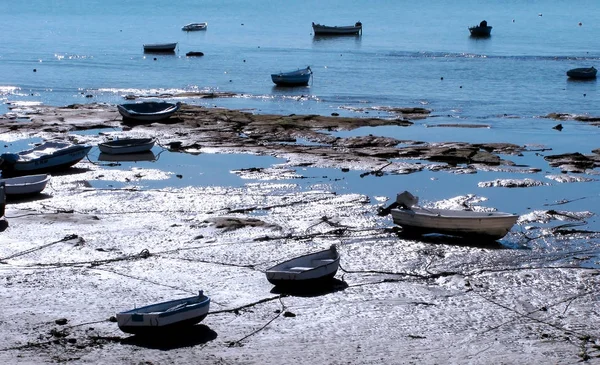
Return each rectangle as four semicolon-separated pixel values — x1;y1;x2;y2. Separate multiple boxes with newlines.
0;183;5;218
117;293;210;335
1;143;92;176
567;67;597;79
182;23;207;31
117;102;181;122
271;67;312;86
143;43;177;53
391;207;518;240
469;26;492;37
0;174;50;196
312;23;362;35
98;138;156;155
266;245;340;287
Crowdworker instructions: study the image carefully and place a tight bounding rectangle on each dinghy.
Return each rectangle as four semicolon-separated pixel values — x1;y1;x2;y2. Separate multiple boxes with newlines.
143;42;177;53
389;191;518;240
265;245;340;287
117;102;181;122
469;20;492;37
0;142;92;176
116;291;210;335
0;174;50;196
182;22;207;31
566;66;597;80
271;67;312;86
312;22;362;35
98;138;156;155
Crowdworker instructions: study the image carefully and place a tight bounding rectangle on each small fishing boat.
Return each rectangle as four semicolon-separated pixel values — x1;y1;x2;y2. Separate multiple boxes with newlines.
389;191;518;240
186;51;204;57
469;20;492;37
0;174;50;196
98;138;156;155
143;42;178;53
98;151;156;162
0;142;92;176
566;66;597;80
265;245;340;287
271;66;312;86
116;291;210;335
312;21;362;35
182;22;207;31
117;101;181;122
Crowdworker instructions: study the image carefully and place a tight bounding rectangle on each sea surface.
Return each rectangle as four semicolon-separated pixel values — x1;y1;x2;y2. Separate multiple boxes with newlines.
1;0;600;237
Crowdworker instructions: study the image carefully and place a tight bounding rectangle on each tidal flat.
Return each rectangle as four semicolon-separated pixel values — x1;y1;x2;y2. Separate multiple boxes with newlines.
0;103;599;364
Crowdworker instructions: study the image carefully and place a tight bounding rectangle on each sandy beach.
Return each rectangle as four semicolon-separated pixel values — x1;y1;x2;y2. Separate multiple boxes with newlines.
1;103;599;364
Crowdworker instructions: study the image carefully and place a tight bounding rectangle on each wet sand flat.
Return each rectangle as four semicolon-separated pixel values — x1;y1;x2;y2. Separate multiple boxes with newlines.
0;104;599;364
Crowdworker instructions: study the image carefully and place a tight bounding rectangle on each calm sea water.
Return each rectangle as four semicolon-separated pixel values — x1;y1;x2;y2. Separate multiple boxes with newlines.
1;0;599;120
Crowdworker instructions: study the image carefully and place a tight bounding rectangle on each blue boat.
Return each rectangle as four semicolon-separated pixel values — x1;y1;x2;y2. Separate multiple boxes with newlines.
117;291;210;335
271;67;312;86
0;141;92;176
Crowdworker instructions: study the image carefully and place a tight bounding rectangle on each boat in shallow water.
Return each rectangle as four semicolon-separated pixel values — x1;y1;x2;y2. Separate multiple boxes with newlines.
182;22;207;31
469;20;492;37
98;138;156;155
116;291;210;335
0;142;92;176
389;191;518;240
566;66;597;80
265;245;340;287
143;42;177;53
271;67;312;86
312;21;362;35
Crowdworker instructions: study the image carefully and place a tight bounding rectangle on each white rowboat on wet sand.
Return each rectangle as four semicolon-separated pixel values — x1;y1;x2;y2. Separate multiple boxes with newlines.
0;174;50;196
389;191;519;240
265;245;340;287
116;291;210;335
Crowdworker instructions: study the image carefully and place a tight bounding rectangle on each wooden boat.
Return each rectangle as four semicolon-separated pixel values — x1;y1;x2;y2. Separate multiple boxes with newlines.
265;245;340;287
566;66;597;80
312;21;362;35
0;174;50;196
0;142;92;176
117;102;181;122
143;42;177;53
271;67;312;86
98;138;156;155
469;20;492;37
389;191;518;240
116;291;210;335
182;22;207;31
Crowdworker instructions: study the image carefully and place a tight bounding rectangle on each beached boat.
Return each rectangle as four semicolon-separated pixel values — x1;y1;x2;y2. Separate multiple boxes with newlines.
265;245;340;287
117;102;181;122
182;22;207;31
566;66;597;80
271;67;312;86
98;151;157;162
116;291;210;335
469;20;492;37
143;42;177;53
0;142;92;176
389;191;518;240
98;138;156;155
312;22;362;35
0;174;50;196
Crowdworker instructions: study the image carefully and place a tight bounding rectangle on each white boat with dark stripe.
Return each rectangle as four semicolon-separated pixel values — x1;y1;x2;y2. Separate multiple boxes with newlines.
117;291;210;335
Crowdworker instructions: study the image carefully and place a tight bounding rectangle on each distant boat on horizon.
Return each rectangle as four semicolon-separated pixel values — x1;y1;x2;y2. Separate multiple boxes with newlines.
143;42;178;53
312;21;362;35
469;20;492;37
182;22;207;31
